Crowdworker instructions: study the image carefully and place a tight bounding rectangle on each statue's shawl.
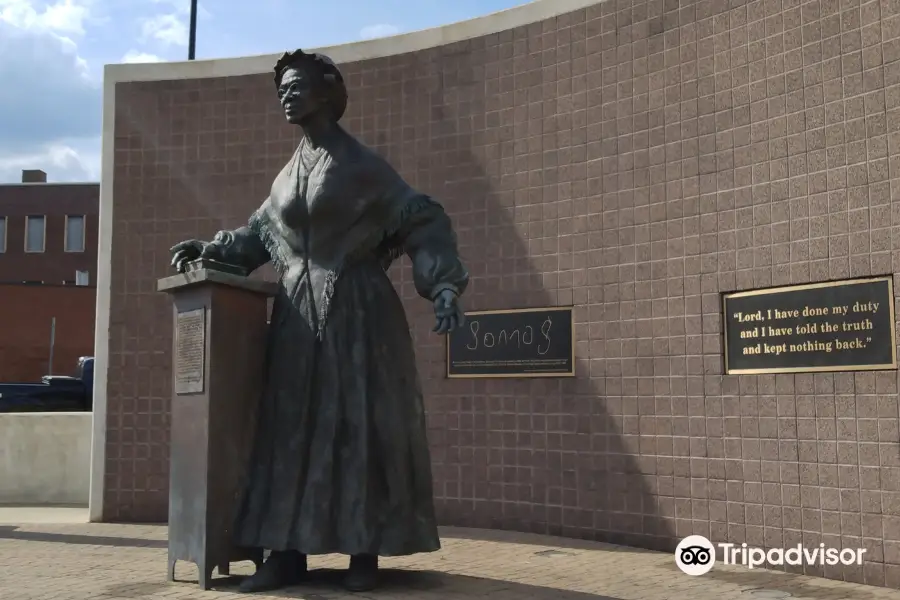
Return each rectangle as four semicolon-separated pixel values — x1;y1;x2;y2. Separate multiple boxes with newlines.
248;136;436;337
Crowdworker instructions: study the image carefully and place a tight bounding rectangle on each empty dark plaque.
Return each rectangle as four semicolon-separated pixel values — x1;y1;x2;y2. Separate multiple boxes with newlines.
175;307;206;394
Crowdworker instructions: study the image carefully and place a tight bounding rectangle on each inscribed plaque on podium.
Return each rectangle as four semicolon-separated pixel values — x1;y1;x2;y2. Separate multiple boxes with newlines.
175;307;206;394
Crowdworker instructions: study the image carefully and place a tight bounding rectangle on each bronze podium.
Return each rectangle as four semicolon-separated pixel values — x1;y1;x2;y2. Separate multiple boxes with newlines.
158;264;276;589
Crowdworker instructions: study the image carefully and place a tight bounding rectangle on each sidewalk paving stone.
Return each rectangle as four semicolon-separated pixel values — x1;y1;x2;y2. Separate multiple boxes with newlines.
1;523;899;599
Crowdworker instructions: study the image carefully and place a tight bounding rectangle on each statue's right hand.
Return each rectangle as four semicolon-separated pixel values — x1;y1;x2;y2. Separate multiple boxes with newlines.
170;239;219;273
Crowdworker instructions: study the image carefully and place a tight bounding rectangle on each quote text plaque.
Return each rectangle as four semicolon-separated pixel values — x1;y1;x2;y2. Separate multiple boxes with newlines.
723;277;897;375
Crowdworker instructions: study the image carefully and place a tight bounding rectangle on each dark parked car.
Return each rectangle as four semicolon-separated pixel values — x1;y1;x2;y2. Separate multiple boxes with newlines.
0;356;94;412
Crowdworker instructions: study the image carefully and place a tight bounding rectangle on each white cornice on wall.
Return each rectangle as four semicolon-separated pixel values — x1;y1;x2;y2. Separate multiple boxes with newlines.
104;0;605;83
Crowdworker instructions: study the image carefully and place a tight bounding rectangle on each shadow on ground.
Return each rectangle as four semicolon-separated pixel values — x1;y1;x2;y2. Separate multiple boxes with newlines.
655;560;879;600
0;525;167;549
147;567;618;599
439;527;655;554
0;523;652;555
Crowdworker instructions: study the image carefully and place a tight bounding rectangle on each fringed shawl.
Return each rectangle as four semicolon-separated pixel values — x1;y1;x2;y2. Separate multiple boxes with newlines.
247;157;440;339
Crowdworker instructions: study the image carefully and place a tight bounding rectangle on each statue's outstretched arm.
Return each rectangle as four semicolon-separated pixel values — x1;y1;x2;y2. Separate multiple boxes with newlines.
378;182;469;334
396;197;469;302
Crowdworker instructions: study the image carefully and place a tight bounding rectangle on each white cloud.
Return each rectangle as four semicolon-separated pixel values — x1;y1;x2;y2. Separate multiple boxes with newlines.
0;0;220;183
138;0;211;48
152;0;211;19
359;23;400;39
121;49;163;63
0;0;100;183
0;138;100;182
33;0;89;34
141;12;186;46
0;0;90;34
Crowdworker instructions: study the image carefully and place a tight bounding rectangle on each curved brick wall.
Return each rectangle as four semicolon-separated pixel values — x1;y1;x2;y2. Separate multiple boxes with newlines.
100;0;900;587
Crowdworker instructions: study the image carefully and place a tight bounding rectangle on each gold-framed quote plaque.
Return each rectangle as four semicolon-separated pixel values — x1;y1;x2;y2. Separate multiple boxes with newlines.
723;277;896;375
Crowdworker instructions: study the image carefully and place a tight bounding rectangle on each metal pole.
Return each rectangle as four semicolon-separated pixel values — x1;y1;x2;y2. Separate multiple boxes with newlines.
48;317;56;375
188;0;198;60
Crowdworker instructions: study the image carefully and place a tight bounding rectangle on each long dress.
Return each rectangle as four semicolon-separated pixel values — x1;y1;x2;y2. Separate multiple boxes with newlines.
217;129;469;557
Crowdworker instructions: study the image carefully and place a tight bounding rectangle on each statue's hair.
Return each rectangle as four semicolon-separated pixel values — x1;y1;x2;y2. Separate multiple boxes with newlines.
273;49;348;121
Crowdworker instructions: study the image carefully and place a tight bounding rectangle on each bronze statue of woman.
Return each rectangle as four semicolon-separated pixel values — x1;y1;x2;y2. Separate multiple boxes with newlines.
169;49;468;593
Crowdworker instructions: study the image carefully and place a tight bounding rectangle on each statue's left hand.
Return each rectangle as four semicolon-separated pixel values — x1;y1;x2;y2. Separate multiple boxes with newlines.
432;289;465;335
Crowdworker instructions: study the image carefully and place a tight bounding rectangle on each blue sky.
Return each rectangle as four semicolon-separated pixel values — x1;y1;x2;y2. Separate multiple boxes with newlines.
0;0;527;183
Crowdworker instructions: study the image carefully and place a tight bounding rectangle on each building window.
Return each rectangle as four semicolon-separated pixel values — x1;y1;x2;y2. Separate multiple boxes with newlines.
75;270;90;286
0;217;6;253
65;215;85;252
25;215;45;253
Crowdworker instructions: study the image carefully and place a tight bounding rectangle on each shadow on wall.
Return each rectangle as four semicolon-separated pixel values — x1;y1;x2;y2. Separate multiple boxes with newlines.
347;30;674;550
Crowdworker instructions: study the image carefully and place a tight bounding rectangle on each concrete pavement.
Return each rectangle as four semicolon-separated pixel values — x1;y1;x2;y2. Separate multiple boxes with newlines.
1;515;899;599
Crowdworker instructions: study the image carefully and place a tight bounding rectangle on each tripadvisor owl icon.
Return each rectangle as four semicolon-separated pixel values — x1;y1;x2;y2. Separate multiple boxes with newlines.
675;535;716;575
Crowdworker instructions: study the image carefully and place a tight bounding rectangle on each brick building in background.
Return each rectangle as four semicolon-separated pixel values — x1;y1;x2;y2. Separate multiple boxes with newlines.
0;169;99;285
0;283;97;382
0;170;99;381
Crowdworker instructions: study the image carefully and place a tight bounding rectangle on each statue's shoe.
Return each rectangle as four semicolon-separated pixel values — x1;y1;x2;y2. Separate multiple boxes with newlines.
238;550;307;593
344;554;378;592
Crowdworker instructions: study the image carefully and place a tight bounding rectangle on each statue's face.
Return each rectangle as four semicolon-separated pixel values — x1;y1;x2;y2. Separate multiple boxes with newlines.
277;66;322;124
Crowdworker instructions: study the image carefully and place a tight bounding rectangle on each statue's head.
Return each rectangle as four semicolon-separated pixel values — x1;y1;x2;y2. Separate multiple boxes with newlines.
273;49;347;125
